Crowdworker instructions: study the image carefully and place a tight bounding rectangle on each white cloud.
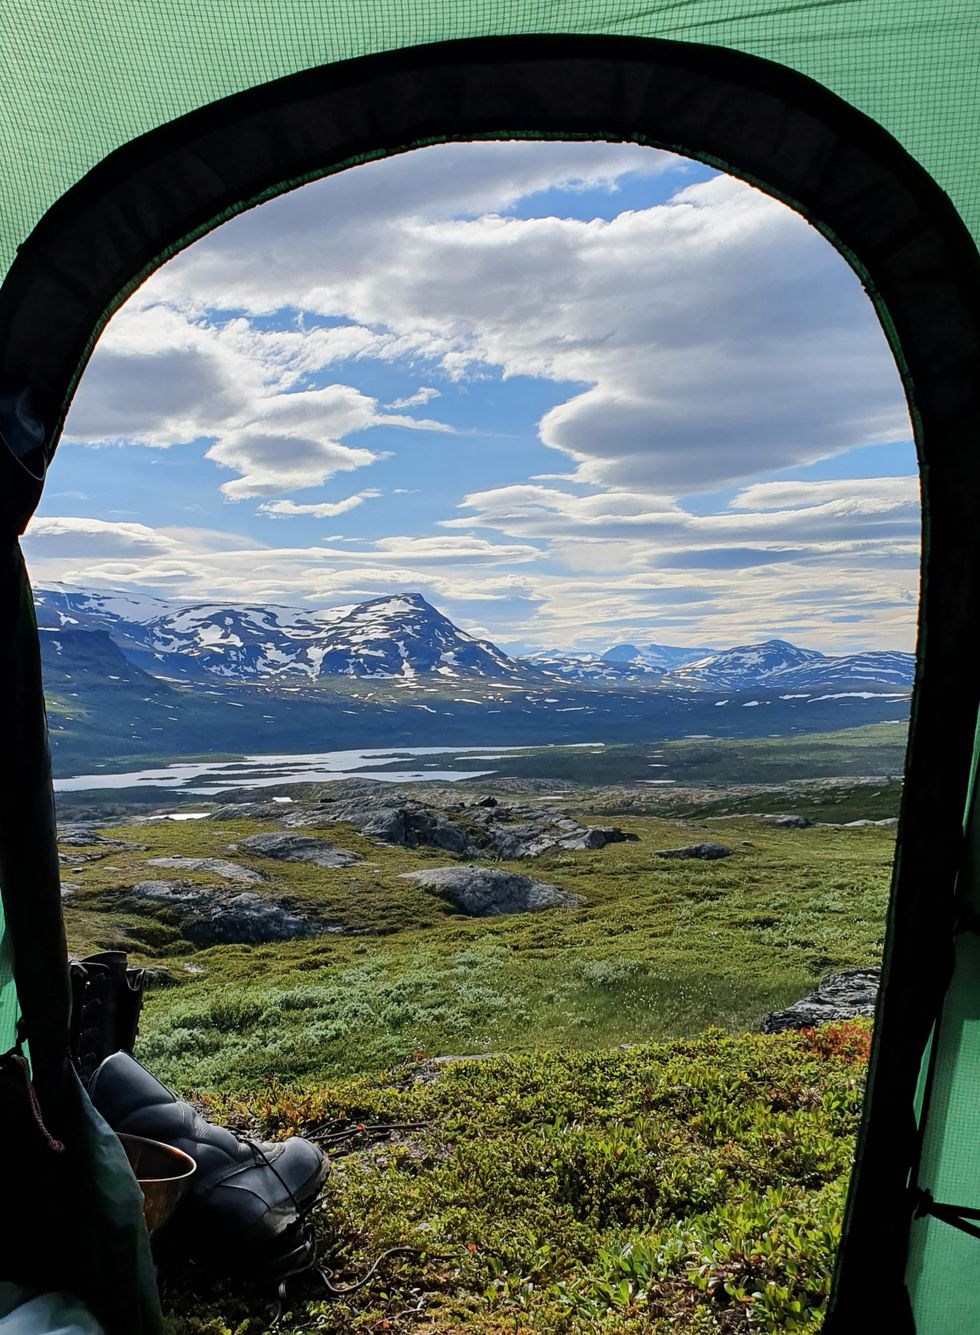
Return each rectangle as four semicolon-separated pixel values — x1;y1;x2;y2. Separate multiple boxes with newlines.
730;476;919;511
65;145;911;513
137;162;909;495
367;535;544;564
145;141;678;314
64;306;452;499
205;385;387;499
449;476;919;553
64;308;248;447
23;490;919;654
24;516;177;557
258;491;381;519
387;387;441;409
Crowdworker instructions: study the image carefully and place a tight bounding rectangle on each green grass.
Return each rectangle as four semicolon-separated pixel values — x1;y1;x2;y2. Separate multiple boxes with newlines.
160;1023;871;1333
62;800;892;1090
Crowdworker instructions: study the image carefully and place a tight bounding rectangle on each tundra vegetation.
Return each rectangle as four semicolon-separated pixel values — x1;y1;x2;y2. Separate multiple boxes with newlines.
59;730;894;1333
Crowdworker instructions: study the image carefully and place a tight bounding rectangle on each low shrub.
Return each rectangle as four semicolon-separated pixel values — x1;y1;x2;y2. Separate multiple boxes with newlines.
162;1022;871;1333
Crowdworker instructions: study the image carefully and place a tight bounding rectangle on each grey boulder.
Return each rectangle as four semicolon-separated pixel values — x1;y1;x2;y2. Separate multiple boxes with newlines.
236;832;361;867
145;856;265;884
656;842;733;860
59;826;145;850
400;865;583;916
125;879;346;945
359;805;471;854
760;969;880;1032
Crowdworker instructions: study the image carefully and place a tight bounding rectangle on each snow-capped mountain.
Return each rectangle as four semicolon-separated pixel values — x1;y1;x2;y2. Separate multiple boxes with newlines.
528;641;711;684
526;650;644;683
666;639;823;689
601;642;713;671
34;585;915;696
34;587;526;683
663;639;914;693
760;650;916;693
282;594;525;681
34;586;915;775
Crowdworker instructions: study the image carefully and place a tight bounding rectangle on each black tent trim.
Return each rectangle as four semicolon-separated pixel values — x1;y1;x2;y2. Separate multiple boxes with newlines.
2;34;980;1328
914;1192;980;1246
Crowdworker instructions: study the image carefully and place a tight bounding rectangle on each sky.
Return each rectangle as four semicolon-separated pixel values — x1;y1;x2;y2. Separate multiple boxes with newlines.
23;140;920;655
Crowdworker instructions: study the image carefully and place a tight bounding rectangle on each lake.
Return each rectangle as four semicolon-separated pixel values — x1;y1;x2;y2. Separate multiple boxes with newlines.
53;745;543;794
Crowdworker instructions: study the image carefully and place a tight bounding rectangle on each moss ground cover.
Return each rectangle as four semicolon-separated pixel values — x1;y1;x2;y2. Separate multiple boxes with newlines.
161;1024;871;1333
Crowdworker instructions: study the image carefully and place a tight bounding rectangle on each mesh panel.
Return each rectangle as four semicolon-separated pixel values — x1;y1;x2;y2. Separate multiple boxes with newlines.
1;1;980;283
907;934;980;1332
904;733;980;1332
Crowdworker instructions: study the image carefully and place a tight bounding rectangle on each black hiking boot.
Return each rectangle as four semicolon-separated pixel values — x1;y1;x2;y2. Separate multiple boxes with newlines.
89;1051;328;1270
69;950;147;1085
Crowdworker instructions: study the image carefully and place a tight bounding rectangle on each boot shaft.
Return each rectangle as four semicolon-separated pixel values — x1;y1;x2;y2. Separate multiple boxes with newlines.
69;951;146;1085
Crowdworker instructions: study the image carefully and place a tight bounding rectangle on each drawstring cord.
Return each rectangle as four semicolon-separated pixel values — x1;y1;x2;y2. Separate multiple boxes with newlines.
3;1045;64;1153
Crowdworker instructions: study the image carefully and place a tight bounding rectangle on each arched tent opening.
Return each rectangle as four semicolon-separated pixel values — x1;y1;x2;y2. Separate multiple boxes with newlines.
2;18;980;1335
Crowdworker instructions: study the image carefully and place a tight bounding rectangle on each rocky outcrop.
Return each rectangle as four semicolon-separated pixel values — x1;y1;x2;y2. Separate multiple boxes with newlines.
656;842;733;860
146;856;265;884
463;801;636;858
361;804;471;854
760;969;880;1032
235;832;361;868
315;783;635;860
400;865;583;916
60;850;110;867
59;826;145;849
211;802;283;821
123;879;348;945
315;787;476;854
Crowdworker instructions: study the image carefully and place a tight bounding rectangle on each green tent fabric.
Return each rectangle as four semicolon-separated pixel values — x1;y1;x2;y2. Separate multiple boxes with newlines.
0;912;18;1054
1;4;980;1332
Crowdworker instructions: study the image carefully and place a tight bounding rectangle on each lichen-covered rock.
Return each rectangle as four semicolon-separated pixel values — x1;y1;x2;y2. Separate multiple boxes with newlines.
124;879;347;945
236;832;361;867
760;969;880;1032
400;865;583;916
146;856;265;884
656;842;733;860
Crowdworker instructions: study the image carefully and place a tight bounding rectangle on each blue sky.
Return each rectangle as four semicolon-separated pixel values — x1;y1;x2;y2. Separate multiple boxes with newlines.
25;141;918;653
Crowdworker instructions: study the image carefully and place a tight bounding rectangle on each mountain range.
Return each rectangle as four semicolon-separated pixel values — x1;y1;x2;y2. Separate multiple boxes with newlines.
34;585;914;777
36;585;914;693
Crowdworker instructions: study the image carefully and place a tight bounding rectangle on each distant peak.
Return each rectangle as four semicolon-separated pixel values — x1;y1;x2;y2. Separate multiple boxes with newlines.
361;592;433;611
